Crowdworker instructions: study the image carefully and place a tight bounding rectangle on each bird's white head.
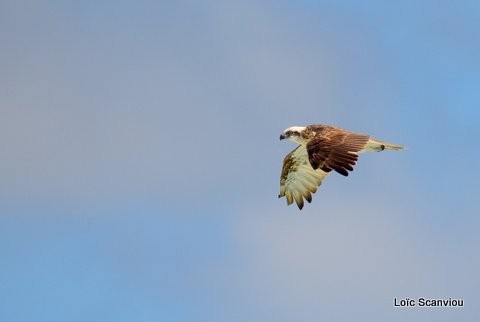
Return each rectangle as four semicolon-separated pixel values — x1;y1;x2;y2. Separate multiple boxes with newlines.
280;126;308;145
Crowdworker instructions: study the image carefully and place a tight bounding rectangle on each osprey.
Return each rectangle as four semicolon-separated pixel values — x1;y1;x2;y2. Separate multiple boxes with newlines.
279;125;404;209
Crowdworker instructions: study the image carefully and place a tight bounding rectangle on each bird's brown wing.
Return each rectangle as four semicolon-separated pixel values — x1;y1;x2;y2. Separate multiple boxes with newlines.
279;146;329;209
306;128;370;176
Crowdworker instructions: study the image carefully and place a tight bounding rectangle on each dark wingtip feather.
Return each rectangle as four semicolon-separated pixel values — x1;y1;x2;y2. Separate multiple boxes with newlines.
305;194;312;203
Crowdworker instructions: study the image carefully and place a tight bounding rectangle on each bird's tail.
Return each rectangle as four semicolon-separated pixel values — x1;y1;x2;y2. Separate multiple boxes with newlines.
364;139;405;152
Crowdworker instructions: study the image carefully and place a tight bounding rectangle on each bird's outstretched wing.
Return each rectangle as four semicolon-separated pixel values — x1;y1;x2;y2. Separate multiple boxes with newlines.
279;146;329;209
306;127;370;176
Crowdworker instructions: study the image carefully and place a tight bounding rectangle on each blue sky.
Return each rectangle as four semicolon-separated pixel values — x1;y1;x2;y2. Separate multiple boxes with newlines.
1;1;479;321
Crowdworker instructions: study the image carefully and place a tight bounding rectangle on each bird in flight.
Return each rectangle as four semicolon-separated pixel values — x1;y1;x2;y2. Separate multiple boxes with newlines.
279;124;404;209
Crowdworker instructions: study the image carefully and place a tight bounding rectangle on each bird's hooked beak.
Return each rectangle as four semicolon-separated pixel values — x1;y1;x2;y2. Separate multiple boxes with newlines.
279;133;286;140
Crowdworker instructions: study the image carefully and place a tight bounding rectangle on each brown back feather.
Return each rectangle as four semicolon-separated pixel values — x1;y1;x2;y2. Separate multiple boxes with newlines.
306;126;370;176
